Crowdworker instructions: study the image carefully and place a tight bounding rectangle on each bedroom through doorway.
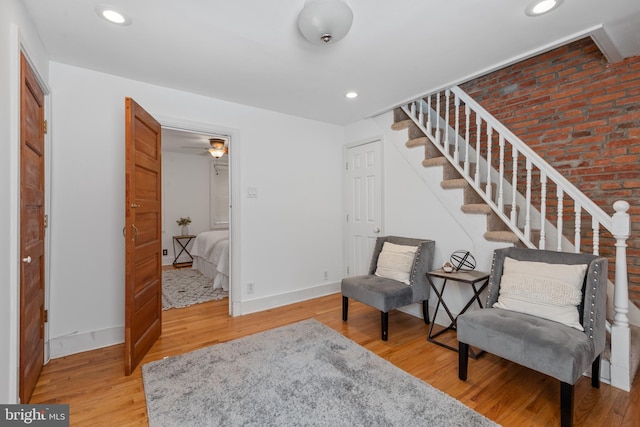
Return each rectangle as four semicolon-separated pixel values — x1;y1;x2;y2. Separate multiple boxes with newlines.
161;127;231;313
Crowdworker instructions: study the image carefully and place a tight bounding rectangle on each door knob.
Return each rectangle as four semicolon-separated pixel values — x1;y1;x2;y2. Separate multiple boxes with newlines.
22;256;32;264
373;227;381;234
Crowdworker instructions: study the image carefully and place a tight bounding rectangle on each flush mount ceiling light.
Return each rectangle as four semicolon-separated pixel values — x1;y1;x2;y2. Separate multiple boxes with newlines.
298;0;353;44
96;5;132;25
525;0;563;16
345;91;358;99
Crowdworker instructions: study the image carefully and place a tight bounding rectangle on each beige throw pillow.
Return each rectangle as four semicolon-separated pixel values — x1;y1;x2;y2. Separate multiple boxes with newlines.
374;242;418;285
493;257;588;331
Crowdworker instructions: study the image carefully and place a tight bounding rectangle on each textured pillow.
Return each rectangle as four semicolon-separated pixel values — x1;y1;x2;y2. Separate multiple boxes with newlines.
374;242;418;285
493;257;588;330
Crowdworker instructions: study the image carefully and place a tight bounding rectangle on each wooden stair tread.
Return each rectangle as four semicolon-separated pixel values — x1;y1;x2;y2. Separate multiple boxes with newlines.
484;230;519;243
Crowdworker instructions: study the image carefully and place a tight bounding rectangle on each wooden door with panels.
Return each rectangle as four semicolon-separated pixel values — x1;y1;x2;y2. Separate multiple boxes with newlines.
124;98;163;375
345;140;383;277
19;52;46;403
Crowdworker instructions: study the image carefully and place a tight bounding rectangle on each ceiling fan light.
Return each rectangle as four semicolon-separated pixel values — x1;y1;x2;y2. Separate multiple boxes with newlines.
298;0;353;45
208;148;225;158
208;138;227;158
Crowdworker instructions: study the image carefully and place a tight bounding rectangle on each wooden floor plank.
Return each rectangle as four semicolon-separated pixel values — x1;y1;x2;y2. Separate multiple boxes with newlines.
30;294;639;426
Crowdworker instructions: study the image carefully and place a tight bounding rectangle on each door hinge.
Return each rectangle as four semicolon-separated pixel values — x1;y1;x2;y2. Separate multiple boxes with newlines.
44;214;48;229
44;309;48;323
345;162;349;171
346;214;349;222
43;120;48;135
347;266;350;275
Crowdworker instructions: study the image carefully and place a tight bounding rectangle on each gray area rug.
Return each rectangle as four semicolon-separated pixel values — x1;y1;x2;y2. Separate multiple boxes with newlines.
142;319;498;426
162;269;227;310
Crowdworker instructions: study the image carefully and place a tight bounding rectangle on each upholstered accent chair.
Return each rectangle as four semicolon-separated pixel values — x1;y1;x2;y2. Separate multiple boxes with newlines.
341;236;435;341
457;247;608;427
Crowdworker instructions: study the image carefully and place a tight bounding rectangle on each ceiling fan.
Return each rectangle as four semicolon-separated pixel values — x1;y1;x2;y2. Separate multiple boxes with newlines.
182;138;229;158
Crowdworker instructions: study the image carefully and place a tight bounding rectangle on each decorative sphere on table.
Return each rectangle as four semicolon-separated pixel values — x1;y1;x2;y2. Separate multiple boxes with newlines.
449;250;476;271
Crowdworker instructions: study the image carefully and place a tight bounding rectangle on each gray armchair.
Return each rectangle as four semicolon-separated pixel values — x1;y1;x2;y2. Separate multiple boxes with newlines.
341;236;435;341
457;247;608;427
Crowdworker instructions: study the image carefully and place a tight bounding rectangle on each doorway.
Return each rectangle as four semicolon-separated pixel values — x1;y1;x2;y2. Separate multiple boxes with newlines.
160;127;232;313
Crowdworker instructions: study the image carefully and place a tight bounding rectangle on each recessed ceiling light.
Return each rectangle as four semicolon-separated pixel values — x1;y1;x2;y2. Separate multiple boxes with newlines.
96;5;132;25
346;92;358;99
525;0;563;16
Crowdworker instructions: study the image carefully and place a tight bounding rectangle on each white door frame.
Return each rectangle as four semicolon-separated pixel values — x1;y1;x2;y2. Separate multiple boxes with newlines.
343;136;384;277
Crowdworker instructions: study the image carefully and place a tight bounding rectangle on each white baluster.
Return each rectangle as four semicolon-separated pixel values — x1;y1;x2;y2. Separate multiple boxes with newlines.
510;146;518;225
475;116;481;186
592;217;599;256
539;172;547;249
418;99;424;127
485;125;493;201
444;90;451;153
497;134;505;213
454;93;460;163
524;158;532;240
426;95;432;138
574;203;581;253
556;187;563;251
410;101;416;117
464;104;470;176
435;93;441;145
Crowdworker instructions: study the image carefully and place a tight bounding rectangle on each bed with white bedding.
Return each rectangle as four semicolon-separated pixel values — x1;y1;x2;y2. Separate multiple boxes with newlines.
190;230;229;291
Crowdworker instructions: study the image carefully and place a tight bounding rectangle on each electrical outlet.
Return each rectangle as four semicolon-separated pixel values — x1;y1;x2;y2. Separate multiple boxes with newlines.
323;271;329;281
247;282;255;294
162;249;168;256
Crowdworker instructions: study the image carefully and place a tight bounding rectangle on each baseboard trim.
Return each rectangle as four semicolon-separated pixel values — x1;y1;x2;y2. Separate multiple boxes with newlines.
48;282;341;357
49;326;124;359
238;282;341;315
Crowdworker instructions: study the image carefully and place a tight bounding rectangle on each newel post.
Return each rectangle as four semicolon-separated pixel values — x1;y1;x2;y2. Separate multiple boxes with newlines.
610;200;631;391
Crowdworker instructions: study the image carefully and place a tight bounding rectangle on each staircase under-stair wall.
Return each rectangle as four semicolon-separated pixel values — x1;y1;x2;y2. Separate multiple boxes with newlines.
377;85;638;392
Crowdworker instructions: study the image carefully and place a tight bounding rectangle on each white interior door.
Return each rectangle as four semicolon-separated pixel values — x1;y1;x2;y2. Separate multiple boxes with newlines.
345;139;383;276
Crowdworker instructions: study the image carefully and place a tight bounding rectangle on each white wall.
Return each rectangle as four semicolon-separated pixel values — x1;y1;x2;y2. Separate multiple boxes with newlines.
1;0;50;404
47;62;345;356
161;152;216;265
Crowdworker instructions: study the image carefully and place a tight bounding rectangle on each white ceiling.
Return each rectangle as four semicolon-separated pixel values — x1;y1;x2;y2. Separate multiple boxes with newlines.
21;0;640;126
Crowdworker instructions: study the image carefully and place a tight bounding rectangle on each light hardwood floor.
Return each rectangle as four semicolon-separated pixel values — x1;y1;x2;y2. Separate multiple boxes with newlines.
30;293;639;426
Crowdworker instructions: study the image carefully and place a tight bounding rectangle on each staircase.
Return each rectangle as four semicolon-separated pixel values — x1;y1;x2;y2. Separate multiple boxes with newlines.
389;86;637;391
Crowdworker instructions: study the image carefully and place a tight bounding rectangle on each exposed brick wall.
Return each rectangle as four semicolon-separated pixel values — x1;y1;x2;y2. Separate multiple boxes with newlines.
459;37;640;308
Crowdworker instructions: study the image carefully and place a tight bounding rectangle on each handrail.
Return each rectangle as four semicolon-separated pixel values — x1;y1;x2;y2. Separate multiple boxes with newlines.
449;86;613;232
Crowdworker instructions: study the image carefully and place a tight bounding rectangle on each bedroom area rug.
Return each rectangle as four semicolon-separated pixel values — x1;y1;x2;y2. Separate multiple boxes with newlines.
142;319;498;426
162;269;227;310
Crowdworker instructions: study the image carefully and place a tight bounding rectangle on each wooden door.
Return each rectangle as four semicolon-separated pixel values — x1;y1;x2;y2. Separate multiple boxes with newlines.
124;98;162;375
345;140;383;276
19;53;46;403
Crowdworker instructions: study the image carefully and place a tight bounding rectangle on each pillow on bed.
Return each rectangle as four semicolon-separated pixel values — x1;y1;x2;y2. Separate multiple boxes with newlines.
374;242;417;285
493;257;588;331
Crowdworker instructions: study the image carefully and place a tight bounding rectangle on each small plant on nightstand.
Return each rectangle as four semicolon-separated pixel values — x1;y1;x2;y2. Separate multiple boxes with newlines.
177;217;191;235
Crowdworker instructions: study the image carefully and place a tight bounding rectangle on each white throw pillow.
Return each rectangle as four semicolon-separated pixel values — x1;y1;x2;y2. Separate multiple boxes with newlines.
374;242;418;285
493;257;588;331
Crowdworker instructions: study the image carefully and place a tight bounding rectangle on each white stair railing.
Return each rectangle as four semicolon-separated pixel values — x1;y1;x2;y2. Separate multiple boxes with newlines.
399;85;632;391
